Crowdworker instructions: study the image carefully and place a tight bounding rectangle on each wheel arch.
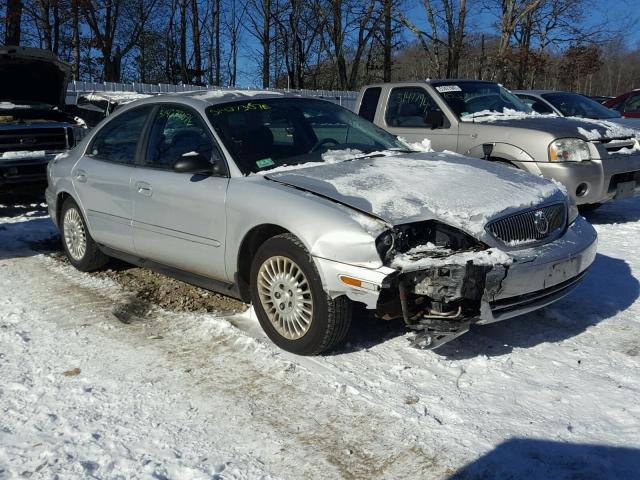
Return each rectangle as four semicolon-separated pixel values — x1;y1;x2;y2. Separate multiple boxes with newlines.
236;223;291;302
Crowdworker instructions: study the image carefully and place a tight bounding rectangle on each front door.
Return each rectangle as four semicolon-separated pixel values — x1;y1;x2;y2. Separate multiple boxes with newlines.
382;86;458;152
72;106;154;253
131;104;229;281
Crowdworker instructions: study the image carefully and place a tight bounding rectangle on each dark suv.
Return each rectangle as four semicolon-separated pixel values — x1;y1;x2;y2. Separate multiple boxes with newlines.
0;46;85;186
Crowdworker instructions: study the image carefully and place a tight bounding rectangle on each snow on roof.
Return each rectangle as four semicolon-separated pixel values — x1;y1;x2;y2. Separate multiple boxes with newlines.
81;91;153;104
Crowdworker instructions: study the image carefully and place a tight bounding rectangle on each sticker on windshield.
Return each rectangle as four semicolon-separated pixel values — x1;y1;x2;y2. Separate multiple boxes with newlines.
435;85;462;93
256;157;275;168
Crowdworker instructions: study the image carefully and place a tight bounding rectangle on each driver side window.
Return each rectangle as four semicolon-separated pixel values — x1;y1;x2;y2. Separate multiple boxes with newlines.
623;94;640;114
385;87;442;128
145;105;218;169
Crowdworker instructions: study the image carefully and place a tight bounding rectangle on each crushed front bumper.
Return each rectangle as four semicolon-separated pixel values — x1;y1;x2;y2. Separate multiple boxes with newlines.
316;216;597;348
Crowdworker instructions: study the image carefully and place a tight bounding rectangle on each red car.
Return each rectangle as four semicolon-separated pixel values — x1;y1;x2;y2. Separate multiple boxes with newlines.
604;90;640;118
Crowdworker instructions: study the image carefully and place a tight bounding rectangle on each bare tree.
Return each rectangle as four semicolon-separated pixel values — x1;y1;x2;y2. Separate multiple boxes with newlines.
401;0;467;78
5;0;23;45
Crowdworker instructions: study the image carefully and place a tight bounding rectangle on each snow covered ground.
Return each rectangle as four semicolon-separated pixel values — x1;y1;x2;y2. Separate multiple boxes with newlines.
1;192;639;479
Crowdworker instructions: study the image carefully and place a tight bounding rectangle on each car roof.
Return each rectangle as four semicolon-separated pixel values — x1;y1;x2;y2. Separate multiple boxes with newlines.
117;89;303;110
362;79;497;89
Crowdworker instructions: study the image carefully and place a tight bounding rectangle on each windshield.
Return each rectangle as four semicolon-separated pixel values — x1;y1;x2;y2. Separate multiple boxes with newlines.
206;98;406;174
541;92;620;120
432;81;531;120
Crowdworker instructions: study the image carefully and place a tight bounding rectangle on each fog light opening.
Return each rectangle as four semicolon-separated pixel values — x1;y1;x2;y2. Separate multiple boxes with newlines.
576;183;589;197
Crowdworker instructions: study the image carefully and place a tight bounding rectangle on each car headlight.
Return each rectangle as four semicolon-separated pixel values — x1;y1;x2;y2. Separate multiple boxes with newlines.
375;221;484;263
548;138;591;162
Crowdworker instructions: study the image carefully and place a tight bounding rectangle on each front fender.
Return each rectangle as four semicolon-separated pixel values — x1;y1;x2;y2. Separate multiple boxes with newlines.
466;142;535;163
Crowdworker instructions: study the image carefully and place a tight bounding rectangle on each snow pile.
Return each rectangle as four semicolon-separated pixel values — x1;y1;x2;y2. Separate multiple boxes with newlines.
1;196;640;479
572;117;636;140
1;150;47;159
398;137;434;152
461;108;557;123
267;153;562;239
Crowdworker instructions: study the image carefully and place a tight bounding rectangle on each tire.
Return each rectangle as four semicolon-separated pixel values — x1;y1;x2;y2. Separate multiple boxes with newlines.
250;233;352;355
578;203;602;213
60;198;109;271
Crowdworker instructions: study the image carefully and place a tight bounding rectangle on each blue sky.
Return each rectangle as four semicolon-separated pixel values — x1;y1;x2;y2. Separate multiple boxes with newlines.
235;0;640;86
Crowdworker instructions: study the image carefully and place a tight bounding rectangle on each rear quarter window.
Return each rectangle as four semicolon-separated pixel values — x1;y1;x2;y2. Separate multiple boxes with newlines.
358;87;381;122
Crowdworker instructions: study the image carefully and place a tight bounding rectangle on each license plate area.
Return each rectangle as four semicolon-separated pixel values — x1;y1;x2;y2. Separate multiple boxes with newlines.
615;180;636;199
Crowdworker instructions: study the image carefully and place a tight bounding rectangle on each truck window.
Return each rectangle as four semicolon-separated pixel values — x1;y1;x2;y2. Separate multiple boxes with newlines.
385;87;440;128
358;87;381;122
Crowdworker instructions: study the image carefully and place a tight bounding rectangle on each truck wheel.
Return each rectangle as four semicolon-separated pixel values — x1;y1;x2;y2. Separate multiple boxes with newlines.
60;198;109;271
250;233;352;355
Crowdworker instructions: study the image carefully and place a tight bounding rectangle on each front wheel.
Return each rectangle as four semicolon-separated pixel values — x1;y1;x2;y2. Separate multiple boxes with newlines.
250;233;352;355
60;198;109;271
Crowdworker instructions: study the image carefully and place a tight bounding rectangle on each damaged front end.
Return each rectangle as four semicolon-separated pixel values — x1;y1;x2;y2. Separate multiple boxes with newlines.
374;221;509;349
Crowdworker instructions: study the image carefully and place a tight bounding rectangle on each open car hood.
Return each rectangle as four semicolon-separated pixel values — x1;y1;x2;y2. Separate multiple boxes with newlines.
0;46;71;108
265;152;565;239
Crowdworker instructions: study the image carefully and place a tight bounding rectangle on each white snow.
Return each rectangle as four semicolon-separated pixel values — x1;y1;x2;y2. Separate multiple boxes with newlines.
572;117;637;140
461;108;558;123
82;92;152;104
1;150;47;159
267;153;563;240
391;245;512;271
194;89;284;100
398;137;434;152
1;196;640;479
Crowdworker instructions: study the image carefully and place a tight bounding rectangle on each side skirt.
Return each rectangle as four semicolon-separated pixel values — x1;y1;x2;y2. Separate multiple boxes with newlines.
99;245;243;301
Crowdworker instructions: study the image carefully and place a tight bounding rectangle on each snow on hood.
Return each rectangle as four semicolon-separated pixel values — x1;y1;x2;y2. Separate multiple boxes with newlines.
265;152;564;240
571;117;637;141
461;108;558;123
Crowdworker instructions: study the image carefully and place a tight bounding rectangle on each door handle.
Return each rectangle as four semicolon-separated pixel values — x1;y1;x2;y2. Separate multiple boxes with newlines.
74;169;87;183
135;181;152;196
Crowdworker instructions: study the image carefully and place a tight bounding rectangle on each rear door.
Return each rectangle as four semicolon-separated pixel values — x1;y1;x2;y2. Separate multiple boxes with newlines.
381;86;458;151
131;103;230;281
72;105;153;253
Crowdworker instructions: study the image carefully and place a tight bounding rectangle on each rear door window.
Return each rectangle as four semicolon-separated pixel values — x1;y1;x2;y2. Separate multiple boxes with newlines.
88;106;153;164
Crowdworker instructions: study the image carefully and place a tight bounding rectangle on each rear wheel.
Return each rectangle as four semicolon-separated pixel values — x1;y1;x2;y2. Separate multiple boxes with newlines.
250;233;352;355
60;198;109;271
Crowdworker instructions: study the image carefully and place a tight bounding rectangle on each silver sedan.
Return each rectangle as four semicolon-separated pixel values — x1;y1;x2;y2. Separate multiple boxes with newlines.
46;91;597;354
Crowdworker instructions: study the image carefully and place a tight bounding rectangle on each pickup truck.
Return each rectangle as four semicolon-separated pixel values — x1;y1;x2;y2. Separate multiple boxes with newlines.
356;80;640;207
0;46;85;186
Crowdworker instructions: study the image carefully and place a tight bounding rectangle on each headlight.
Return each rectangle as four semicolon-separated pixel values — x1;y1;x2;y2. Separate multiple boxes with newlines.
375;221;484;263
548;138;591;162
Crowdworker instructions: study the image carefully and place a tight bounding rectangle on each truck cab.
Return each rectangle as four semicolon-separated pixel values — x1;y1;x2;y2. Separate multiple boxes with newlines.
356;80;640;207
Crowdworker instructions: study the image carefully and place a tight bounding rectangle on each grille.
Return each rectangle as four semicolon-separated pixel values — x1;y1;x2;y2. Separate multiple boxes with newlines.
0;127;68;154
487;203;566;246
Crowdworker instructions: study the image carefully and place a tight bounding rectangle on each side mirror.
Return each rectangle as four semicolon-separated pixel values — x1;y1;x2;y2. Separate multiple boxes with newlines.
424;110;444;129
172;152;212;174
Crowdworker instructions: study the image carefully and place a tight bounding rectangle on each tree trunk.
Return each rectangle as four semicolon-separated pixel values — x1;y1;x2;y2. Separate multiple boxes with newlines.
191;0;202;84
72;0;80;79
5;0;23;45
382;0;392;82
179;0;188;83
261;0;271;88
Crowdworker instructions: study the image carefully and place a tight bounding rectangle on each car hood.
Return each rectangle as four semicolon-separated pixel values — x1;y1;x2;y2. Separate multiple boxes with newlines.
466;115;636;141
265;152;565;240
0;46;71;108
